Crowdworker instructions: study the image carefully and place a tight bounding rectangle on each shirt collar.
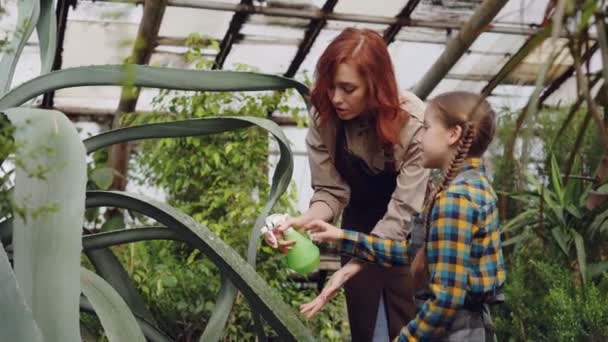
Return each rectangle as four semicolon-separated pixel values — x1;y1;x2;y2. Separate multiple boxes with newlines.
460;157;486;175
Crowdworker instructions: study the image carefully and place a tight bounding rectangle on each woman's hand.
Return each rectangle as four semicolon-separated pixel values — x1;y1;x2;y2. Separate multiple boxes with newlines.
303;219;344;243
264;215;313;254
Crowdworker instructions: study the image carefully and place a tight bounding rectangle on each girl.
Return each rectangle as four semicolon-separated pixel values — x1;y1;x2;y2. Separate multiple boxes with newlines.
302;91;506;341
266;28;429;341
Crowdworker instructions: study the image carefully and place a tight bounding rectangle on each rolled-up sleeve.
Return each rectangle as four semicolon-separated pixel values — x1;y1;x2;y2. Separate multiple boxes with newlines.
306;115;350;221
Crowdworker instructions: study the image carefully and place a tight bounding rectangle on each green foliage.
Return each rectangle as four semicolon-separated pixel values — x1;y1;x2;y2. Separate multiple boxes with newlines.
119;240;348;341
494;247;608;342
118;95;349;340
112;41;347;340
491;104;603;217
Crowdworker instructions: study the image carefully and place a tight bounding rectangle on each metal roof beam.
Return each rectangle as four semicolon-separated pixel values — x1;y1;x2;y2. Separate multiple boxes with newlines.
383;0;421;44
213;0;253;70
412;0;509;100
284;0;338;78
101;0;571;37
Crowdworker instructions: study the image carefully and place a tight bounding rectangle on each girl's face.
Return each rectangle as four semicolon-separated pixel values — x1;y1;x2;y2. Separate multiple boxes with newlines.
328;63;367;120
420;105;463;170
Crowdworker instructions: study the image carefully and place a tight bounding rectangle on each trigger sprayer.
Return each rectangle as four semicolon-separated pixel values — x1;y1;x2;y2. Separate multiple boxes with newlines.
261;214;320;274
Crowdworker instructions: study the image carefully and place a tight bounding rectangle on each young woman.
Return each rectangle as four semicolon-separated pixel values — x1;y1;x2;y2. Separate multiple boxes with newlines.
303;92;506;341
266;28;430;341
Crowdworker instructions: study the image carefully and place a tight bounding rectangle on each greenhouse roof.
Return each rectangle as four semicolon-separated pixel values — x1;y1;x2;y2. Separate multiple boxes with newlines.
2;0;604;125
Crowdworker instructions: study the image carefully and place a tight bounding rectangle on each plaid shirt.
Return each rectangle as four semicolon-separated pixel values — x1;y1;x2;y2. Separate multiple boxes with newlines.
339;158;506;341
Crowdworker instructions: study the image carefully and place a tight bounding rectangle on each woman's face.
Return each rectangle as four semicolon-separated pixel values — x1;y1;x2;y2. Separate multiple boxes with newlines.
328;63;367;120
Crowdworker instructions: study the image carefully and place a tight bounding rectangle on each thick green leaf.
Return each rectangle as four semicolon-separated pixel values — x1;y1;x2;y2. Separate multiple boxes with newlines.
36;0;57;74
80;297;172;342
5;108;85;342
550;154;565;203
551;227;571;256
83;227;178;250
0;243;42;342
84;249;158;326
589;208;608;238
571;229;587;284
82;227;234;342
587;261;608;279
86;191;314;341
0;65;309;110
83;116;293;264
501;209;539;234
502;231;534;247
199;276;237;342
83;116;294;340
0;0;40;94
81;268;146;342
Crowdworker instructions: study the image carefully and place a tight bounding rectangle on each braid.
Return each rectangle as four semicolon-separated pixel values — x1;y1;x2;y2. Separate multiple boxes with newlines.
411;122;475;288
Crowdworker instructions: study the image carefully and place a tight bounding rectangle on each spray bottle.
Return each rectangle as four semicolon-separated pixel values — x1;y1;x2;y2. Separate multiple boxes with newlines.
261;214;320;274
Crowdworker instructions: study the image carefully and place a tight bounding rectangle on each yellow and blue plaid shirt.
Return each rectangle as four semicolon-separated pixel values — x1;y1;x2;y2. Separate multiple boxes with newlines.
339;158;506;341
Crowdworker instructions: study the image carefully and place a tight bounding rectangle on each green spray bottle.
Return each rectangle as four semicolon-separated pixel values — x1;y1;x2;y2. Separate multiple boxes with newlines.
261;214;320;274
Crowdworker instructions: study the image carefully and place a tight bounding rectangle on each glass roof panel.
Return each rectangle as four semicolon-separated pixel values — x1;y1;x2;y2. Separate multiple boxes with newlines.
394;26;451;45
295;29;341;80
493;0;551;26
411;0;480;22
334;0;407;17
389;40;445;90
224;42;299;73
429;79;486;98
159;7;233;39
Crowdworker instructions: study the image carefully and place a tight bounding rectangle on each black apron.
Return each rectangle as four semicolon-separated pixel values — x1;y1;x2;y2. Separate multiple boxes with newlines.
334;122;417;342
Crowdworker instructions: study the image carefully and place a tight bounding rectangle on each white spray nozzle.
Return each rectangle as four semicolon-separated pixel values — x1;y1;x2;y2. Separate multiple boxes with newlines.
261;213;289;248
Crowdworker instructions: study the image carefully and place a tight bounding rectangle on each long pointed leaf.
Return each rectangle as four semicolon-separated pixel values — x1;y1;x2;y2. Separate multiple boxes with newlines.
0;65;309;110
83;116;294;268
81;267;146;342
199;276;238;342
84;249;158;326
36;0;57;74
587;261;608;279
80;297;172;342
0;0;40;94
501;209;539;234
86;191;314;341
550;154;564;203
83;116;295;341
0;243;42;342
5;108;85;341
551;227;570;256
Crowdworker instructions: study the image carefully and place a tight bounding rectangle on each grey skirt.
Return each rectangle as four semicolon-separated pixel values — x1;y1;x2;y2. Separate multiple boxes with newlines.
439;304;497;342
414;296;497;342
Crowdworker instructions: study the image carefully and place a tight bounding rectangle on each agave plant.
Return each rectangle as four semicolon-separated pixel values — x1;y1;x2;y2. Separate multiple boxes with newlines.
502;154;608;284
0;0;314;341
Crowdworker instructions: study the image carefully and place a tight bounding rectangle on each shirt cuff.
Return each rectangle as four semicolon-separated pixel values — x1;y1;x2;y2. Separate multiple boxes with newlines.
339;230;360;255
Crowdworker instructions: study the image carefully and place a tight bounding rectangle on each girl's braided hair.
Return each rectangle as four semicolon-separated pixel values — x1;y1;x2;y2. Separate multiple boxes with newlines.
411;92;496;287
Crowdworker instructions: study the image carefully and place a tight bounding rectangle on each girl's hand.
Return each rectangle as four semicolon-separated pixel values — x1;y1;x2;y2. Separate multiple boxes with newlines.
303;220;344;243
299;269;347;319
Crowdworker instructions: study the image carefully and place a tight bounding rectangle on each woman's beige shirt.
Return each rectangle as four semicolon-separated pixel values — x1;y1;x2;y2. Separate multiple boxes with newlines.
306;90;429;240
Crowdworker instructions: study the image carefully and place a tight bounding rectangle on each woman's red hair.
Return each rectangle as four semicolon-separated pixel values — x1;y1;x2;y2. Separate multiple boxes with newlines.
310;28;409;144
